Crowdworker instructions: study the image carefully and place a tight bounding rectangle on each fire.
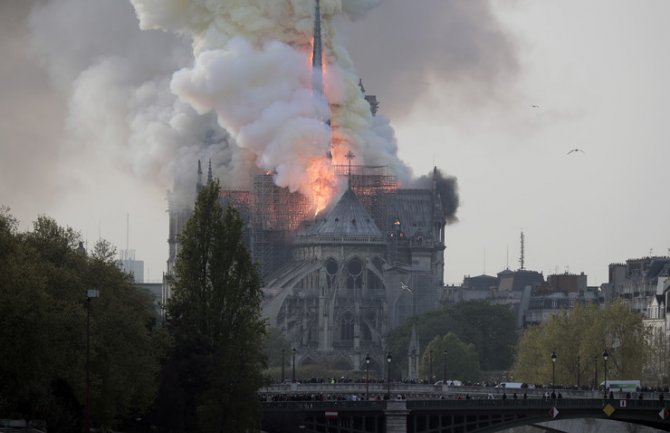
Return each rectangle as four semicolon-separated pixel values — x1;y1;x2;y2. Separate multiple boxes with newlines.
305;156;338;216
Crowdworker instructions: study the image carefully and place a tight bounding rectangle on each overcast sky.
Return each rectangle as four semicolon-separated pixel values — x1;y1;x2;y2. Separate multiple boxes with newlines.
1;0;669;285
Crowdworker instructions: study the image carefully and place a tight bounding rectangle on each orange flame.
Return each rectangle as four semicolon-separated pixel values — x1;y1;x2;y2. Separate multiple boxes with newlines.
306;156;338;216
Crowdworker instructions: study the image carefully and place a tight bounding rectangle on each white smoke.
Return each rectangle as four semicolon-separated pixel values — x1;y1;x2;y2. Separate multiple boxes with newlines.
130;0;413;197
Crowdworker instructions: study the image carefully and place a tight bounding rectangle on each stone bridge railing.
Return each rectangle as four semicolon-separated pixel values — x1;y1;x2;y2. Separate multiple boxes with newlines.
261;397;670;433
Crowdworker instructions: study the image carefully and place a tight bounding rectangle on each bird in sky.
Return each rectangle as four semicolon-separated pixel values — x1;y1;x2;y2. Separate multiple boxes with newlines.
567;148;585;155
531;104;540;108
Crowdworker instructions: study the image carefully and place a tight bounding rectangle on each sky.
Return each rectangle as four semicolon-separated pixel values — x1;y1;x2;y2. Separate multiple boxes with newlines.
1;0;669;285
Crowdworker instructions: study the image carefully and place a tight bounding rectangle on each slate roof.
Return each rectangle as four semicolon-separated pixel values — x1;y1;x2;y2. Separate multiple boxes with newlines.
295;186;384;244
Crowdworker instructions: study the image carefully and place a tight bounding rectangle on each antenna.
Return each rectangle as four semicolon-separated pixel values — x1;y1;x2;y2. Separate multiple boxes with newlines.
519;231;525;270
506;245;509;270
126;213;130;251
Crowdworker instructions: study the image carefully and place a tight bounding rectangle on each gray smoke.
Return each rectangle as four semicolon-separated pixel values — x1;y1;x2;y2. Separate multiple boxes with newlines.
412;168;459;224
1;0;494;226
346;0;519;120
0;0;254;215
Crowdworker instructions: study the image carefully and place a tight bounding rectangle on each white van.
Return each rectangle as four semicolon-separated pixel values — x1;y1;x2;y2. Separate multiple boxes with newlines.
601;380;640;392
496;382;524;390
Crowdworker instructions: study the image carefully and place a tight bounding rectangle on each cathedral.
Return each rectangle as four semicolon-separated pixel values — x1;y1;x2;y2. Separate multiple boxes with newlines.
163;0;453;376
166;162;449;375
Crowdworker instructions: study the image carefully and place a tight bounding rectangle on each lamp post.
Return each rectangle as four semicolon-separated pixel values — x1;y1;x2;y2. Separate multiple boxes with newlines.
411;348;416;382
594;355;598;390
429;350;433;383
386;352;392;399
281;349;285;383
443;350;447;384
576;355;580;388
551;351;557;399
603;349;610;398
292;348;296;383
84;289;99;433
365;353;371;400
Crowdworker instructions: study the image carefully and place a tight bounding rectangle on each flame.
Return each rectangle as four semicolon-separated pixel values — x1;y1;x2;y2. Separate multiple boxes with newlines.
306;156;337;216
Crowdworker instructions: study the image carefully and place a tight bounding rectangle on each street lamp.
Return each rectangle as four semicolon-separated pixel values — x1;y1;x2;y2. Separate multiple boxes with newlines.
281;349;285;383
576;355;580;388
551;351;557;399
386;352;392;398
292;348;296;383
411;348;416;382
429;349;433;383
84;289;99;433
603;349;609;398
365;353;371;400
443;350;447;384
594;355;598;390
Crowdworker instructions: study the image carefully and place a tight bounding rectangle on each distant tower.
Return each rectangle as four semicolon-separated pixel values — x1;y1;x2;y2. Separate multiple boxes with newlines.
519;231;525;270
196;160;203;192
118;214;144;283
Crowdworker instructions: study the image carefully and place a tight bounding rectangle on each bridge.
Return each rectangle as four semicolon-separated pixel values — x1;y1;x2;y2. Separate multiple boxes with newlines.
261;396;670;433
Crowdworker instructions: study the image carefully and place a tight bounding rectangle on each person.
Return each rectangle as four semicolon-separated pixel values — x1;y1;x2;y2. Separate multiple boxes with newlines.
639;393;644;400
502;392;507;400
523;392;528;400
659;392;664;402
513;393;518;400
557;393;562;399
550;391;556;400
609;391;614;400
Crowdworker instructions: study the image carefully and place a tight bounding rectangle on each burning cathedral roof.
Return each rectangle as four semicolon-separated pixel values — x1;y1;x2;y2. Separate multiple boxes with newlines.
295;183;384;244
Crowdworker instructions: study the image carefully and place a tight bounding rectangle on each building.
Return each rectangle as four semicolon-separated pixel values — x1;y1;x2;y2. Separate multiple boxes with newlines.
165;163;448;374
118;249;144;284
605;256;670;384
605;257;670;314
162;1;451;374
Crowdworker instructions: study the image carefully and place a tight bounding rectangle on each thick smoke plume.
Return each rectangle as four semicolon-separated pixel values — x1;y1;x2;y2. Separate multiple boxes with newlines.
0;0;501;247
2;0;258;212
346;0;519;120
413;169;459;224
130;0;412;207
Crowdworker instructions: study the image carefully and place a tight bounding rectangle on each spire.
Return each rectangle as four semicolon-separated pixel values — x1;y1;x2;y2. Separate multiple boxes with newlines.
313;0;323;81
312;0;326;101
345;150;355;189
196;160;203;192
207;160;213;183
312;0;331;157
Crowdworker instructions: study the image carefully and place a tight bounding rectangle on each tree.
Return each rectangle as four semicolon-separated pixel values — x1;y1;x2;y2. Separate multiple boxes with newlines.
0;210;163;432
264;326;291;371
162;180;266;433
513;301;650;386
420;333;480;382
385;301;516;378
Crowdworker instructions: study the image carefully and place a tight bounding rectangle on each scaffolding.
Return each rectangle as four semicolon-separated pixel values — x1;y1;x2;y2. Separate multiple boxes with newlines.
251;173;313;276
217;166;401;277
334;164;399;234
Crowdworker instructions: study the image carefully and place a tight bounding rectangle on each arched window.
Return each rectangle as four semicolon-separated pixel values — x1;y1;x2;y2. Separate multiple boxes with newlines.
346;257;363;289
340;311;354;340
